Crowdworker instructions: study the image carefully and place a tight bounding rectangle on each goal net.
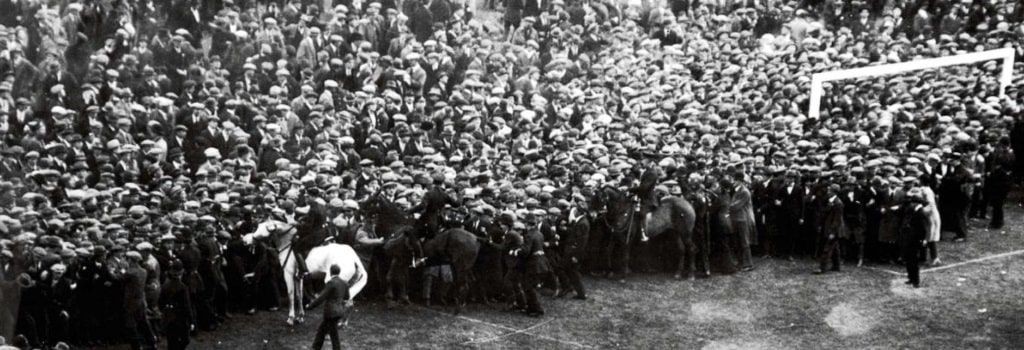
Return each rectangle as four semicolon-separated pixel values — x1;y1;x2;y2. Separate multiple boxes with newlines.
808;47;1016;119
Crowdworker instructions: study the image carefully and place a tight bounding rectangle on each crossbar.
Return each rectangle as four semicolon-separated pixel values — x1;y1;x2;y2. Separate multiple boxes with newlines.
809;48;1016;119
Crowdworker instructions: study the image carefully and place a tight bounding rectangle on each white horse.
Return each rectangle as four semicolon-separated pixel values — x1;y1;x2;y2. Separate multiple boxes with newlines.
244;221;367;325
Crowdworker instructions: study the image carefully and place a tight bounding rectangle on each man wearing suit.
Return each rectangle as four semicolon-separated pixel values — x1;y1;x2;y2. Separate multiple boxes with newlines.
775;170;805;260
938;155;971;242
900;189;929;288
523;0;547;17
122;252;155;350
815;184;847;274
841;178;868;267
985;137;1015;229
848;8;876;40
197;117;232;157
728;173;756;272
878;178;906;262
305;264;352;350
8;98;34;140
169;0;206;47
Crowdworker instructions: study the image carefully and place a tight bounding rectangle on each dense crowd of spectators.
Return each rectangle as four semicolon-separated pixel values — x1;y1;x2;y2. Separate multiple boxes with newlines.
0;0;1022;348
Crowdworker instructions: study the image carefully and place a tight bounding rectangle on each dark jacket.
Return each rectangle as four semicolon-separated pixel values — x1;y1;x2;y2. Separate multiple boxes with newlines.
898;202;929;251
307;276;350;318
818;197;847;241
523;228;550;275
159;276;194;336
561;208;590;262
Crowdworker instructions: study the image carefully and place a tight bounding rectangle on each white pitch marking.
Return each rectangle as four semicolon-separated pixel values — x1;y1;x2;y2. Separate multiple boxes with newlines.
861;248;1024;277
416;306;594;348
860;265;905;276
921;249;1024;274
463;318;556;345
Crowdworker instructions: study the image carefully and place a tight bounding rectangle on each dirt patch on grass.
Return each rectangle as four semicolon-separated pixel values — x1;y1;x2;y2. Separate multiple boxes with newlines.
690;300;756;324
825;303;877;337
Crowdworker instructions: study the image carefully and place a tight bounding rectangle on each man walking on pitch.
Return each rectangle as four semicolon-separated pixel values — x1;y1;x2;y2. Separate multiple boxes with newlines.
305;265;352;350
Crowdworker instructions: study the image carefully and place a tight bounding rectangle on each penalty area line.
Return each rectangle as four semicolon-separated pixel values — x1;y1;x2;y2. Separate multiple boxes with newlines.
860;248;1024;277
921;248;1024;274
860;265;905;276
415;306;594;348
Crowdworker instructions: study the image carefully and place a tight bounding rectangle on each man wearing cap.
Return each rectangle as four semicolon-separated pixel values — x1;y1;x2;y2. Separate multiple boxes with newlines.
42;262;74;345
728;171;756;272
122;251;156;350
985;136;1015;229
937;154;971;242
899;188;929;288
75;245;110;346
174;229;216;331
814;184;847;274
198;118;232;158
840;177;868;267
407;0;435;42
160;260;195;350
878;177;906;261
176;102;208;141
8;97;34;140
538;207;563;295
771;170;805;260
304;264;353;350
197;228;230;325
168;0;204;46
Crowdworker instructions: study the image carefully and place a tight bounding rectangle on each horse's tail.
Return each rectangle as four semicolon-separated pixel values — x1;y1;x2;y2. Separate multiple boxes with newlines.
349;250;368;299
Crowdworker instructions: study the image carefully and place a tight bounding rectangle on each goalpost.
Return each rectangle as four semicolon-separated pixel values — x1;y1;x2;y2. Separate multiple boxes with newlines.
808;48;1017;119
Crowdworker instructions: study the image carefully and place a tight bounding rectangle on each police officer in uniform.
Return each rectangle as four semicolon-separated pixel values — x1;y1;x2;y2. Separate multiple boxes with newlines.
628;163;661;242
407;173;459;267
519;212;550;317
159;260;194;350
556;198;589;299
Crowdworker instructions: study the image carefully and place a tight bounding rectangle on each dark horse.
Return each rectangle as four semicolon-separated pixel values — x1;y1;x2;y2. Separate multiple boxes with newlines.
594;186;701;279
362;193;481;314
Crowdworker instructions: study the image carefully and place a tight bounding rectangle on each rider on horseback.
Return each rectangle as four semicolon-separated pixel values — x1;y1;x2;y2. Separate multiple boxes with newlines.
628;163;662;242
293;202;330;277
407;173;460;267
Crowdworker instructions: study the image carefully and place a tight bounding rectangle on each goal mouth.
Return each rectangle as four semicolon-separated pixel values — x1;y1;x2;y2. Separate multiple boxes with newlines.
808;48;1016;120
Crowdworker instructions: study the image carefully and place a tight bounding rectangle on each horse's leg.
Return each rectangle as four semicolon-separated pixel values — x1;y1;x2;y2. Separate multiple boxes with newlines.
672;233;686;279
621;232;632;277
451;267;464;315
683;238;697;281
600;231;614;278
283;264;296;326
385;258;399;309
296;275;305;324
396;264;411;305
611;233;630;282
699;227;712;277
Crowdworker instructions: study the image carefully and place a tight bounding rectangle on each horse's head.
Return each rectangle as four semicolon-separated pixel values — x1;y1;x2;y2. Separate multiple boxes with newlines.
598;186;634;230
361;193;381;219
243;220;291;246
